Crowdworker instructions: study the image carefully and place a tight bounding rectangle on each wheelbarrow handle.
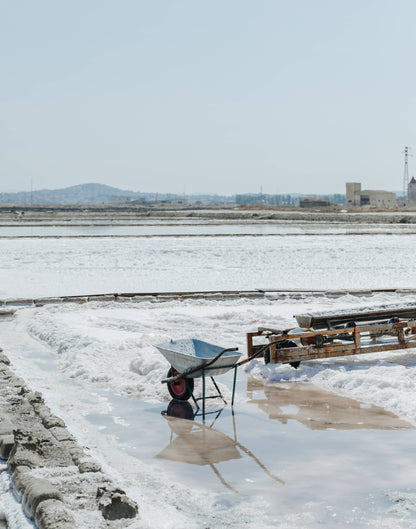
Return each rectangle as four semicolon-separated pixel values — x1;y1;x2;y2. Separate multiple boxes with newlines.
161;347;239;384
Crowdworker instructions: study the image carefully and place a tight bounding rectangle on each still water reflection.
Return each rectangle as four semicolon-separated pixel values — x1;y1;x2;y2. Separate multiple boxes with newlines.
246;379;413;430
157;380;413;493
159;399;284;492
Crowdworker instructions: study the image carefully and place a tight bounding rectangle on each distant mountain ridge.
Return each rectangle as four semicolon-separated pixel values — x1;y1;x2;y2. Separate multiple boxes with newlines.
0;183;236;205
0;183;144;205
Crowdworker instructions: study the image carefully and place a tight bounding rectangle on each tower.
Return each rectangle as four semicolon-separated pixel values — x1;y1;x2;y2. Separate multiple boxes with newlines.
403;146;411;201
346;182;361;205
408;177;416;201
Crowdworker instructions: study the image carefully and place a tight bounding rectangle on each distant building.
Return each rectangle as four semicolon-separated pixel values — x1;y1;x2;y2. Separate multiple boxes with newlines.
300;197;331;208
346;182;396;208
408;177;416;202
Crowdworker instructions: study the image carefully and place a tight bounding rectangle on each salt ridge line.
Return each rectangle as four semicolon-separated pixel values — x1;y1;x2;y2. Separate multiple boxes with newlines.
2;230;416;239
1;288;416;308
0;292;411;307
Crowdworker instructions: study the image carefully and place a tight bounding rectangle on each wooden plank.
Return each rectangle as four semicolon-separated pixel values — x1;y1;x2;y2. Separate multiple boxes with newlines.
269;339;416;364
295;307;416;329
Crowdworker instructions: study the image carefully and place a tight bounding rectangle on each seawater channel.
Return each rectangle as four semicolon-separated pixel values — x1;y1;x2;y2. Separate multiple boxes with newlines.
98;378;416;528
3;218;416;237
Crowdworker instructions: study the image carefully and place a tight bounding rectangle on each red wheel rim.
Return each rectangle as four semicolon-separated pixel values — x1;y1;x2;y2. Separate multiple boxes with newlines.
169;371;187;397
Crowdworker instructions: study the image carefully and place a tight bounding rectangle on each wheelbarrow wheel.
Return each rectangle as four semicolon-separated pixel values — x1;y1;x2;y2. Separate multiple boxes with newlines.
166;367;194;401
264;339;300;368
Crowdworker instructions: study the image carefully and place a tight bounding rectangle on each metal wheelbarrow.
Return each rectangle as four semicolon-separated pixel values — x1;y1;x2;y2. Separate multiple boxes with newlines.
154;338;242;410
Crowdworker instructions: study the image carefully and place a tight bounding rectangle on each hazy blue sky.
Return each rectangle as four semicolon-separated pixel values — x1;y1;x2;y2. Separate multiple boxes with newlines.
2;1;416;195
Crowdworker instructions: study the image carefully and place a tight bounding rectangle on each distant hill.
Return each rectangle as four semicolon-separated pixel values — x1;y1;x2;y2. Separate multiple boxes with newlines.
0;183;142;205
0;183;237;205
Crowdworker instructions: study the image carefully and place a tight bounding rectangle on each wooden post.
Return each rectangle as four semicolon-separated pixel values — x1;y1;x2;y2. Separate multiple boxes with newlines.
246;333;254;357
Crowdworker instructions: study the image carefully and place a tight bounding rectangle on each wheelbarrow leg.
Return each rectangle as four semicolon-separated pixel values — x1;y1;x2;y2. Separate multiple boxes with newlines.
202;368;206;420
231;365;237;406
210;376;226;405
188;379;200;409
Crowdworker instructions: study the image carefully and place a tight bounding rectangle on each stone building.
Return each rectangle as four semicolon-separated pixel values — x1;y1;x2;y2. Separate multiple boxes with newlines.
300;198;331;208
408;177;416;202
346;182;396;208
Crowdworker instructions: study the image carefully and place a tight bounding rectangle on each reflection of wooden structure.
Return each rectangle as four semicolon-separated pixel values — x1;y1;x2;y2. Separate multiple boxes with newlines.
247;306;416;366
246;379;413;430
157;401;283;492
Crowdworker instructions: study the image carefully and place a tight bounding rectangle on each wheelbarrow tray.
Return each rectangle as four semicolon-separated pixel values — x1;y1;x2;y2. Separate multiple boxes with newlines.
155;338;241;378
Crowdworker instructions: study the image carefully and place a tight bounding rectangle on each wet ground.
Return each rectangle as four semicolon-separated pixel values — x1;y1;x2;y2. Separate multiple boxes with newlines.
2;317;416;527
83;371;416;526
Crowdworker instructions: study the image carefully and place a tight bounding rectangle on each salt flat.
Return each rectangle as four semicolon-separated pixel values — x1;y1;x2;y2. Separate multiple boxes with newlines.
0;233;416;298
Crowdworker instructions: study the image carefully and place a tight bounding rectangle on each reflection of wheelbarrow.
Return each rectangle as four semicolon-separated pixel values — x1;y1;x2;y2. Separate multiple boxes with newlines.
155;339;242;410
158;399;284;493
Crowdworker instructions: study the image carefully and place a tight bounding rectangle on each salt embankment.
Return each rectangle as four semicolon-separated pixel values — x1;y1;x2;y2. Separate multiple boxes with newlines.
0;349;138;529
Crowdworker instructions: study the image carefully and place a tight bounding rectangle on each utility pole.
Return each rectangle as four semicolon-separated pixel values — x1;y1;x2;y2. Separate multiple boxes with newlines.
403;146;412;202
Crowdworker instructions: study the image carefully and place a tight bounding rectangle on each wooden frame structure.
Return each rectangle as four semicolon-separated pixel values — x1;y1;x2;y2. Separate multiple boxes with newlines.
247;307;416;366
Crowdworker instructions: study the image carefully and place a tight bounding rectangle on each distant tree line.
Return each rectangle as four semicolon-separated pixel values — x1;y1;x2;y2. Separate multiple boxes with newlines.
235;194;299;205
235;193;345;206
319;194;345;204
